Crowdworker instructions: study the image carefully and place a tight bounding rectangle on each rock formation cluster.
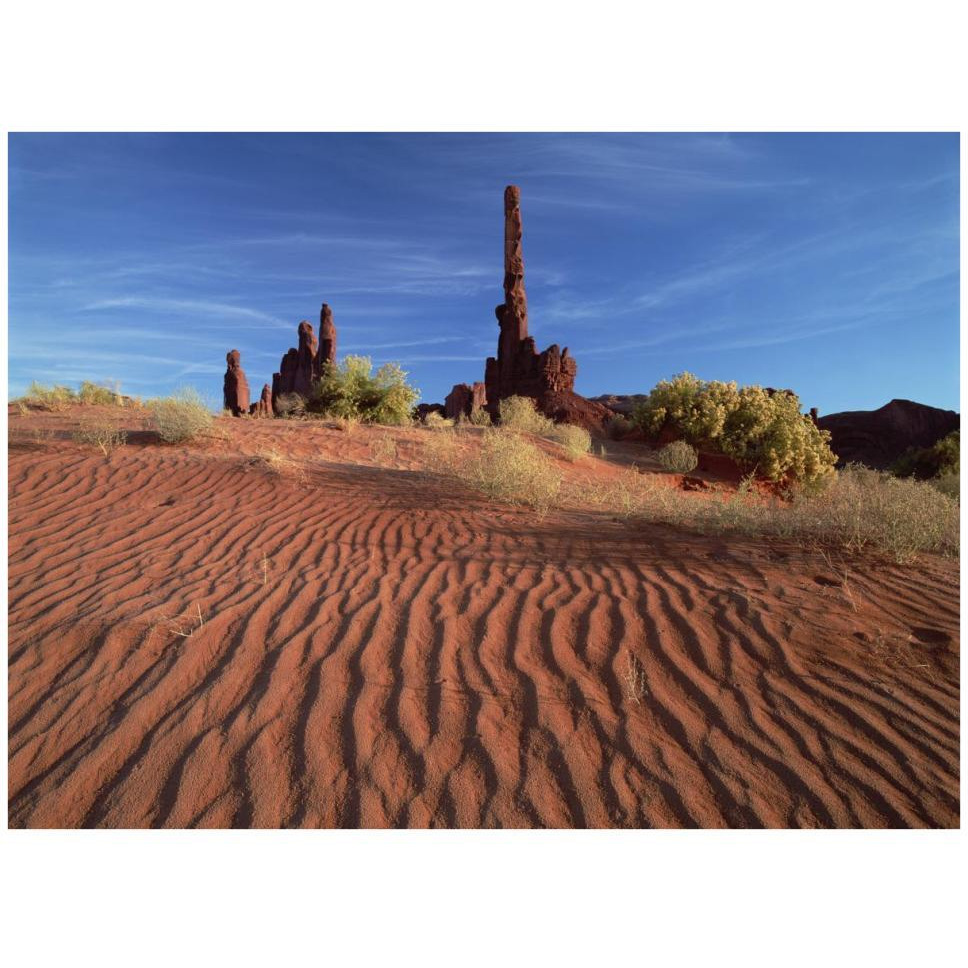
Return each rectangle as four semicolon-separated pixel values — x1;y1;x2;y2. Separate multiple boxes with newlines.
223;349;250;416
271;303;339;413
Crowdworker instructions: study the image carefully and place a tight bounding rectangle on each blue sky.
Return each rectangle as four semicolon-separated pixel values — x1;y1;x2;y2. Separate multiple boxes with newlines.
7;132;960;414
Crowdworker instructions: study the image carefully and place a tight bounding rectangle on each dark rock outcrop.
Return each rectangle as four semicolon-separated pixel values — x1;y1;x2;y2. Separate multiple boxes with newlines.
223;349;250;416
817;399;959;469
590;394;650;417
445;382;487;420
484;186;580;417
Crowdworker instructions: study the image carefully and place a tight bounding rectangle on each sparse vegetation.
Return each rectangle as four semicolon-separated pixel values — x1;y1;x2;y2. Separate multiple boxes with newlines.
498;395;555;435
632;372;836;484
77;380;123;406
547;423;592;462
656;440;698;473
451;427;562;515
274;393;307;419
467;407;492;427
250;448;308;483
424;411;455;429
623;652;646;705
570;462;958;563
371;434;399;464
72;418;128;455
147;387;214;443
310;356;419;425
21;381;78;411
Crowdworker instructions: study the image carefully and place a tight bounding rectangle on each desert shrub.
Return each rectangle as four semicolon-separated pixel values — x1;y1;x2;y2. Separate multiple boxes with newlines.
23;381;77;410
424;411;455;429
632;372;835;485
468;407;492;427
454;428;562;515
148;387;214;443
422;425;461;468
72;418;127;455
604;414;633;439
892;431;959;481
275;393;307;418
932;472;959;500
547;423;592;462
310;356;419;425
657;440;698;473
498;395;554;435
77;380;123;406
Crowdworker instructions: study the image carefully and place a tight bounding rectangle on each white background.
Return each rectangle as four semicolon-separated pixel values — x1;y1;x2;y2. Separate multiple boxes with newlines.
1;2;964;965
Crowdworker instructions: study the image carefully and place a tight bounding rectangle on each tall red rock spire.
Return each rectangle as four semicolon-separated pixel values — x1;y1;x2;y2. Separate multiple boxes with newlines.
484;185;577;413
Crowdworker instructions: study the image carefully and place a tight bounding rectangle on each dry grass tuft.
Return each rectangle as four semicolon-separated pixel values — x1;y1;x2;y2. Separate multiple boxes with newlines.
72;418;128;456
449;427;562;515
249;448;308;484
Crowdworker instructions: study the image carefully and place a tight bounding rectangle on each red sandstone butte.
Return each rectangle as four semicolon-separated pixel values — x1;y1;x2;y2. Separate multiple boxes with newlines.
272;305;338;411
223;349;251;416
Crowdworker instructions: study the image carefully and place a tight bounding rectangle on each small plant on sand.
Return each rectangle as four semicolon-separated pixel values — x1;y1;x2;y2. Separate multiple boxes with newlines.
424;411;454;430
274;392;307;419
498;395;555;435
147;387;214;443
250;448;308;483
371;434;398;464
468;407;492;427
454;427;562;515
623;651;646;705
22;381;77;411
77;380;124;406
547;423;592;462
72;418;128;455
656;440;698;474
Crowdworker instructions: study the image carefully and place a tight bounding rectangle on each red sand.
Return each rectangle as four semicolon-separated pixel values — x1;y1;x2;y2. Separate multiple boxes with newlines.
7;408;960;827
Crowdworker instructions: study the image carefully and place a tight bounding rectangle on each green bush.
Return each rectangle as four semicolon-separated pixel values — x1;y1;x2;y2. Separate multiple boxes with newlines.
892;431;959;481
454;428;562;515
310;356;419;425
498;395;554;435
148;387;214;443
632;372;835;485
547;423;592;462
657;440;698;473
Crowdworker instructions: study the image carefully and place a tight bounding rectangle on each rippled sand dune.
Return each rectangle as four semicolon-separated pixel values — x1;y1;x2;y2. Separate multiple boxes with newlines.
7;411;960;827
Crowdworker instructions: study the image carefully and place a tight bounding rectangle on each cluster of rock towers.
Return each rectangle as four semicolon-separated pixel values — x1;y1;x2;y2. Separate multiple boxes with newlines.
223;303;338;417
225;185;605;427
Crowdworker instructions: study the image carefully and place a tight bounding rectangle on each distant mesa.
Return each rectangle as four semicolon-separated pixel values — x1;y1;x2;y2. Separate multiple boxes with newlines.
817;399;960;469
